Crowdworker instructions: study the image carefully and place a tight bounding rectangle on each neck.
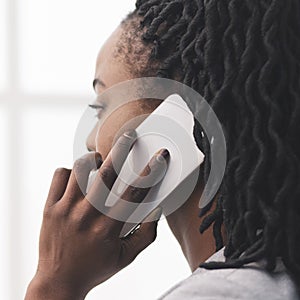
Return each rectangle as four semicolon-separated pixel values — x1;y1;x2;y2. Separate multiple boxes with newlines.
166;183;223;272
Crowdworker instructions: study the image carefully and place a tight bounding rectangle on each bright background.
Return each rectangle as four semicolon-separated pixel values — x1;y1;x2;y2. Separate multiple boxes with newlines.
0;0;190;299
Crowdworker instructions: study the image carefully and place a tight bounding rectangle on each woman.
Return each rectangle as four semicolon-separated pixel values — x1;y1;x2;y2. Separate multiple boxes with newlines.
25;0;300;299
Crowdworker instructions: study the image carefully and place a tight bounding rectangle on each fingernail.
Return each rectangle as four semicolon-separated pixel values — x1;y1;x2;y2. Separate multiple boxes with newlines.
123;130;137;139
156;149;170;163
144;207;163;222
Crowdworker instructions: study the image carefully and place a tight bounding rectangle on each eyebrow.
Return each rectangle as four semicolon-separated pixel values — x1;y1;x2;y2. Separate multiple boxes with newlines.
93;78;106;91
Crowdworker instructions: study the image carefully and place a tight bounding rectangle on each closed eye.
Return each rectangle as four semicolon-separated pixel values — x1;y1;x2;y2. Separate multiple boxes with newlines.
89;104;106;120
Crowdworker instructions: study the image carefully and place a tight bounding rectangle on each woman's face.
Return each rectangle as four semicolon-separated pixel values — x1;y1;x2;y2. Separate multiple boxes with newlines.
86;25;161;159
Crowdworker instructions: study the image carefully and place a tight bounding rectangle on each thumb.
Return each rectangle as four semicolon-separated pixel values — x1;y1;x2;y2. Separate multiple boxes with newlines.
119;207;163;267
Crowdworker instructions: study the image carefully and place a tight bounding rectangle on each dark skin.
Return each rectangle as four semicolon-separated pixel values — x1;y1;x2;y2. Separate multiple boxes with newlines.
25;23;225;300
25;136;169;300
87;24;226;271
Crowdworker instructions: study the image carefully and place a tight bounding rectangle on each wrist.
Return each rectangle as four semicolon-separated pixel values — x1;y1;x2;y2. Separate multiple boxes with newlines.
25;272;88;300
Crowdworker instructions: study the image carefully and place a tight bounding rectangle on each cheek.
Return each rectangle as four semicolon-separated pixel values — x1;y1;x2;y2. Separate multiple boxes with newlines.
95;100;163;160
95;106;149;160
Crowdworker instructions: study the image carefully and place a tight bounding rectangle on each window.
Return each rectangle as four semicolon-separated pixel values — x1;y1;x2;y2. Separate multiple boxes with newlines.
0;0;7;89
1;1;190;299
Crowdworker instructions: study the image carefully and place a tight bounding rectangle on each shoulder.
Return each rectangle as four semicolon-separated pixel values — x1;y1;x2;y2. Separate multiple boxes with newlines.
158;250;299;300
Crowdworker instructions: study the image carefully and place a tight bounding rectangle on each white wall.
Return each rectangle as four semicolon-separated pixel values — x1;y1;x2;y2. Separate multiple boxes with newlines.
0;1;190;299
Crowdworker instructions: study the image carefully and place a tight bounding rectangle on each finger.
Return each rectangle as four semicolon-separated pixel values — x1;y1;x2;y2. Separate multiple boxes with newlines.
119;207;162;268
63;152;102;201
45;168;71;208
106;149;169;234
86;130;137;212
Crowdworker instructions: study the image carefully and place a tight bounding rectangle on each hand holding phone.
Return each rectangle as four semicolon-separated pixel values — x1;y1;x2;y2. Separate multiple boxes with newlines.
26;132;169;300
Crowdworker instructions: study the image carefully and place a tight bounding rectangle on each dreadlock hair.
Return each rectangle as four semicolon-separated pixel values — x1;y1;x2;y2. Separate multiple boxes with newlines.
120;0;300;289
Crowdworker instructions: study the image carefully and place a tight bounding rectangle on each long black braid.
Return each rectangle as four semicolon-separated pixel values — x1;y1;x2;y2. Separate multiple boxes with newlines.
121;0;300;289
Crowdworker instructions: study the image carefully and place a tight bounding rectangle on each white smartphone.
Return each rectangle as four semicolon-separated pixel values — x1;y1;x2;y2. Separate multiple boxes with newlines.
87;94;205;238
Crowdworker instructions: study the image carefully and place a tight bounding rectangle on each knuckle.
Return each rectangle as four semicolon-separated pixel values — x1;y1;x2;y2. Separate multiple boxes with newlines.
99;166;114;182
72;214;88;230
54;167;70;177
43;207;52;219
127;186;145;200
69;207;90;229
54;202;70;218
93;221;111;236
116;134;135;149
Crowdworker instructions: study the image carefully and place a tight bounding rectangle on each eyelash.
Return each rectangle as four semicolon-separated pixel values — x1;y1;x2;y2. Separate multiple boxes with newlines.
89;104;105;120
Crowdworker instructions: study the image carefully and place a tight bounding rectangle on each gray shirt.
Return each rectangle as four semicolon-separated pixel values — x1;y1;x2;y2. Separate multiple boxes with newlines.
158;247;299;300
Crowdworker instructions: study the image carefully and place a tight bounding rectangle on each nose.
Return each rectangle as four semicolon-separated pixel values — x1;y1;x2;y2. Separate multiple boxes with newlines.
86;138;95;152
86;145;94;152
